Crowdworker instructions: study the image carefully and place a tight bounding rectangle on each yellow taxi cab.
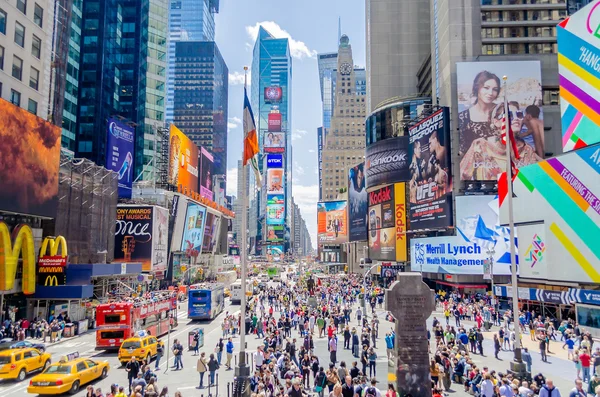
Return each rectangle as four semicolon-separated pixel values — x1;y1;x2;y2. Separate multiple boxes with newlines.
27;352;109;395
118;331;163;366
224;288;231;297
0;348;51;381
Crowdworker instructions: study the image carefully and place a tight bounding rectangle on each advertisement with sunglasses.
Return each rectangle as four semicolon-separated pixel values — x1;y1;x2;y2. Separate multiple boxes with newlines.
456;61;545;181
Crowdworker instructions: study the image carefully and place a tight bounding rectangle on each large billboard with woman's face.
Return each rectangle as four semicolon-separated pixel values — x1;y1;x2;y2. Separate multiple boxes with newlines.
457;61;544;181
348;162;368;242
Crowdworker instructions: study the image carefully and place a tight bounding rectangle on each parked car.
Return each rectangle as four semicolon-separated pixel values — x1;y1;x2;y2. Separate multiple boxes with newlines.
0;339;46;353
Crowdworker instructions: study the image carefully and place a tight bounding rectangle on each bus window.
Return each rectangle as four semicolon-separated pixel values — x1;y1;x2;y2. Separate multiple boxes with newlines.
101;330;125;339
191;292;208;299
104;314;121;323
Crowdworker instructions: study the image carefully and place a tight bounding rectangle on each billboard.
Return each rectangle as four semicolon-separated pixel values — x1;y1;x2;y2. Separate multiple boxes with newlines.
411;195;514;275
348;162;368;242
266;224;285;242
394;183;407;262
106;118;135;198
365;136;410;189
180;202;207;253
0;99;61;218
368;185;395;261
114;206;154;272
266;245;284;262
264;86;283;104
267;194;285;205
200;146;213;200
500;145;600;283
317;201;348;244
266;154;283;169
152;206;169;274
268;112;282;132
408;108;453;229
168;124;199;193
202;211;220;253
266;169;284;194
558;2;600;151
264;132;285;153
457;61;544;181
266;203;285;225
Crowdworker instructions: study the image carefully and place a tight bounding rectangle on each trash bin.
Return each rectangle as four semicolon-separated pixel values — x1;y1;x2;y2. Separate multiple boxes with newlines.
63;323;74;338
188;328;204;350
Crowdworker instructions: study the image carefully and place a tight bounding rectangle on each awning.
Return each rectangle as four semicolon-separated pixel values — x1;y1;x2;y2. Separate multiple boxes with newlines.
32;285;94;299
436;280;488;289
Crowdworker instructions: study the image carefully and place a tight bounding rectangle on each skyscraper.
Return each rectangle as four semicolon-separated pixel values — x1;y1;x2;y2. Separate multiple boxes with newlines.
166;0;219;123
250;26;292;255
172;41;228;177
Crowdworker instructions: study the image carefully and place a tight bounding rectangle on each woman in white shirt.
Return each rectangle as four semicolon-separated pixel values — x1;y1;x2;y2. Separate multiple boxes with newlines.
481;373;496;397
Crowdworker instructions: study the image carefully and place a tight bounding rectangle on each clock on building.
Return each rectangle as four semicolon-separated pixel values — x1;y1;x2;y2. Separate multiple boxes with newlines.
340;62;352;76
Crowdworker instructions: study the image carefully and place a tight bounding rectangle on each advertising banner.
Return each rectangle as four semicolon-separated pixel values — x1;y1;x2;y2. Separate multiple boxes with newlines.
264;86;283;104
394;183;407;262
180;202;207;253
266;224;285;242
517;224;547;280
266;154;283;169
202;211;220;253
199;147;213;200
411;195;514;275
264;132;285;153
151;206;169;274
348;162;368;242
266;169;284;194
114;206;154;272
408;108;453;229
267;194;285;205
500;145;600;283
268;112;282;132
266;203;285;225
365;136;410;189
0;99;61;218
368;185;395;261
557;2;600;151
317;201;348;244
266;245;284;262
457;61;544;181
106;118;135;198
168;124;199;193
37;256;67;286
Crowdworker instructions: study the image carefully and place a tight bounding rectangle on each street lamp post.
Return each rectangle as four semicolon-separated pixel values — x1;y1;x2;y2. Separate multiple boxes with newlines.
362;263;378;321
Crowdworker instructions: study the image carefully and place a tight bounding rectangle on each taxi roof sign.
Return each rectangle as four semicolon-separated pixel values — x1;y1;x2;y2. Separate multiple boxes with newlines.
136;330;148;337
59;351;79;363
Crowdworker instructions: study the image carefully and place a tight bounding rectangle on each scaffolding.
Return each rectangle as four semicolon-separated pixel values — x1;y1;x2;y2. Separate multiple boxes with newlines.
55;150;119;264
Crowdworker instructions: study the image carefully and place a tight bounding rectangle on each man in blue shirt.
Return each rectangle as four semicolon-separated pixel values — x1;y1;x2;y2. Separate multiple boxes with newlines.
225;337;234;370
385;333;395;360
563;337;576;360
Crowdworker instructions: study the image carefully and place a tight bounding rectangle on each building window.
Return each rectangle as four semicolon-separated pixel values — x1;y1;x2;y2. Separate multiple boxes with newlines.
0;46;4;70
27;98;37;114
17;0;27;14
33;3;43;27
12;56;23;80
14;22;25;47
0;8;6;34
10;89;21;106
31;34;41;58
30;67;39;90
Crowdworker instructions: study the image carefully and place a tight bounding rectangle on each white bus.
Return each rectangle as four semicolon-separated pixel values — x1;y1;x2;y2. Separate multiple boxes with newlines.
230;280;254;304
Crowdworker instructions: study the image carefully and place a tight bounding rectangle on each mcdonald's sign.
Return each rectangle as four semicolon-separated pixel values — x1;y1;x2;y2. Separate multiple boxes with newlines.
37;236;68;286
0;222;36;295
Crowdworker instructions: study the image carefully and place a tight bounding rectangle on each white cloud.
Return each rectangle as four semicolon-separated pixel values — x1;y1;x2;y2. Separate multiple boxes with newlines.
291;129;308;141
226;167;238;197
246;21;317;60
228;117;242;130
308;149;315;153
292;184;319;248
294;162;305;176
229;71;250;86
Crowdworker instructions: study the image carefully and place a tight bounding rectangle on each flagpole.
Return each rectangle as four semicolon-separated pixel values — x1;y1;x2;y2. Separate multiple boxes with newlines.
235;66;251;395
503;75;522;363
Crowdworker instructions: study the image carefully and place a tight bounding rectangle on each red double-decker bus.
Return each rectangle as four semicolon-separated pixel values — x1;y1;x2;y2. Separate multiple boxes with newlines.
95;293;178;349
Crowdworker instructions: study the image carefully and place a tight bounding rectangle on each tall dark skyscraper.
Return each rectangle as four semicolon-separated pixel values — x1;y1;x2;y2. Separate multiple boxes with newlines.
173;41;228;177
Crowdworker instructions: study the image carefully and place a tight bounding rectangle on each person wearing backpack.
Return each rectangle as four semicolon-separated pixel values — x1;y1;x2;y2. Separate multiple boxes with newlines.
207;353;219;386
363;378;381;397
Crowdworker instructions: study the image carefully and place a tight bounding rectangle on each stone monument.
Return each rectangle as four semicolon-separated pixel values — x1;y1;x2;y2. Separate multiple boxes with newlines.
385;273;435;397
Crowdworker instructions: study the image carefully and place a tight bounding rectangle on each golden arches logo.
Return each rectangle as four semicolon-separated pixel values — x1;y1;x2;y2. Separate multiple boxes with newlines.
40;236;68;257
0;223;36;295
44;275;59;286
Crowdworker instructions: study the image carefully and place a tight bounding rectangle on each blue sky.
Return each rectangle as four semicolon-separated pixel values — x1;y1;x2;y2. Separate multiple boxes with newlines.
216;0;365;245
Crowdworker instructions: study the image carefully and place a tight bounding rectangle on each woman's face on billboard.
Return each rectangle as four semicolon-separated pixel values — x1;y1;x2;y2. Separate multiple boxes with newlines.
478;79;500;105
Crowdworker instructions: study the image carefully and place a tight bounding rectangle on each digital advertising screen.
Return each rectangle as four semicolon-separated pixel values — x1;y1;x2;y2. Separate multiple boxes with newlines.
266;154;283;169
266;203;285;225
180;202;207;253
200;146;214;200
266;169;284;194
408;108;453;229
202;212;220;253
267;194;285;205
368;185;395;261
114;206;154;272
264;86;283;104
266;224;285;242
348;162;368;242
456;61;543;181
317;201;348;244
106;118;135;198
268;112;282;132
168;124;199;193
264;132;285;153
365;136;410;189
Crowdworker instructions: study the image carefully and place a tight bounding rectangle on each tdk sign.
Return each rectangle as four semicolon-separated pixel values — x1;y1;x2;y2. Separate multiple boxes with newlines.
266;154;283;168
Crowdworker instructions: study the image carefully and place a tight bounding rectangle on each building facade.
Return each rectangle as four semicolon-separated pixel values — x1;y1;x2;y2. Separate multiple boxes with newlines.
249;26;292;255
172;41;228;177
166;0;219;123
0;0;53;120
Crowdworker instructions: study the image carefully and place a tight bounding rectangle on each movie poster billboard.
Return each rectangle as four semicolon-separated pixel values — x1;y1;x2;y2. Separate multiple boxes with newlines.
368;185;395;261
266;169;284;194
202;211;220;253
408;108;453;229
0;99;61;218
264;132;285;153
180;202;207;252
168;124;199;193
365;136;410;189
151;206;169;274
348;162;368;242
114;206;154;272
317;201;348;244
106;118;135;198
457;61;544;181
200;146;213;200
266;204;285;225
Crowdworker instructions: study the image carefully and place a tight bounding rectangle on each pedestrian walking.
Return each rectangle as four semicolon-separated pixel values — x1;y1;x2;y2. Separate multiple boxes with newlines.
196;352;207;389
207;353;219;386
225;337;234;370
172;339;184;370
155;342;163;370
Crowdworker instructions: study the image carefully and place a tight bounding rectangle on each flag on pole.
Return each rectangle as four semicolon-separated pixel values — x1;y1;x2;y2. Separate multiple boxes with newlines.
243;88;261;188
498;106;519;206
